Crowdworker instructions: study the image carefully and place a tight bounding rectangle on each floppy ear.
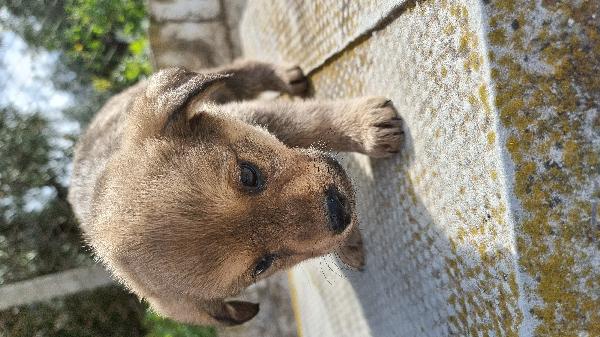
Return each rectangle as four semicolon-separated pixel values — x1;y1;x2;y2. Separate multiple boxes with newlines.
148;296;259;327
202;299;260;326
126;67;229;143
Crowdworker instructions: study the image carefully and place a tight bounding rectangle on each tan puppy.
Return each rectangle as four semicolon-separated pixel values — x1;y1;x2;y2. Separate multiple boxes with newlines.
68;60;403;326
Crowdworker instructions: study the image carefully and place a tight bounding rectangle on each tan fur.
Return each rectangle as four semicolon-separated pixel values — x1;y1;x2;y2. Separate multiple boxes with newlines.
68;60;403;326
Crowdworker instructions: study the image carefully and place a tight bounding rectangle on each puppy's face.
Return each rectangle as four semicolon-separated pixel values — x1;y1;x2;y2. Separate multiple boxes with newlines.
92;70;357;324
128;113;356;295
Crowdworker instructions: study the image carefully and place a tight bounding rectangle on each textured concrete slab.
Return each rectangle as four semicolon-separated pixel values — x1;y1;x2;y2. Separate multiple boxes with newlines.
0;266;113;310
149;0;221;22
240;0;409;72
223;0;248;58
150;21;232;69
241;0;600;336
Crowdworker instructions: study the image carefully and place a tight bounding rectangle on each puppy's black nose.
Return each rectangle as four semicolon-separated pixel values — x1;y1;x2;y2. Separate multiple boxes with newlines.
325;186;351;234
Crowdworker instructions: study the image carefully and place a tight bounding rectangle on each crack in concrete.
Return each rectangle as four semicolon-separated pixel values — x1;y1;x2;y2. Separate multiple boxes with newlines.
307;0;426;77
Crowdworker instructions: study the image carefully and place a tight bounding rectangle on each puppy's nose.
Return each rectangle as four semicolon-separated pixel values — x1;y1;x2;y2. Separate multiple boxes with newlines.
325;186;351;234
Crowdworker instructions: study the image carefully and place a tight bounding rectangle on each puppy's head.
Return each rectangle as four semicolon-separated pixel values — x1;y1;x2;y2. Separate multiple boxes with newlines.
91;68;357;325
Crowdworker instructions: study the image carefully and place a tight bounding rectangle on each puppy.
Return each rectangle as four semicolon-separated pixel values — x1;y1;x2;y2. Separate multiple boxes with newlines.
68;60;403;326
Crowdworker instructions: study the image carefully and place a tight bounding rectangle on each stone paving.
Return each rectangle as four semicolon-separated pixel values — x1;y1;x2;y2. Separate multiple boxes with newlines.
149;0;245;70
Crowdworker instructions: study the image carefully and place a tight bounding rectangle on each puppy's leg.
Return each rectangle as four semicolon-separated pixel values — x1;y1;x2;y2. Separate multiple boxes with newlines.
220;97;404;158
201;60;308;102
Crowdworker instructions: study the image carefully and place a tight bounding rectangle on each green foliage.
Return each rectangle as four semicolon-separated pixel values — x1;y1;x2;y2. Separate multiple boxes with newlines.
0;0;68;50
0;109;52;200
143;311;217;337
0;286;146;337
0;290;218;337
64;0;152;90
0;107;90;284
1;0;152;93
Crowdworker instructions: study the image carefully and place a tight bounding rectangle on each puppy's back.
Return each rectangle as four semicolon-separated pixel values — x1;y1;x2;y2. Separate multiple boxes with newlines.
68;82;145;230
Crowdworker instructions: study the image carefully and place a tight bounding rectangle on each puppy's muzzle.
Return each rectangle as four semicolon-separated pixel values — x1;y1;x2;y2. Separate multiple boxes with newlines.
325;185;352;234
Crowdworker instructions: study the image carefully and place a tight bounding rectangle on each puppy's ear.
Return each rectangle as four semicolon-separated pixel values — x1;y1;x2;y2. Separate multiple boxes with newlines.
147;296;258;327
126;67;229;143
202;299;260;326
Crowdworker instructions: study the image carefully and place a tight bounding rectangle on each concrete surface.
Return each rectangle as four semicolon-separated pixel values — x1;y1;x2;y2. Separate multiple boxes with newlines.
149;0;247;70
0;266;113;310
241;1;600;336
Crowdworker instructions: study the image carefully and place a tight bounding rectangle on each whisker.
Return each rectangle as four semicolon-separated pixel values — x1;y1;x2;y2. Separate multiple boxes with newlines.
324;256;346;279
318;258;333;286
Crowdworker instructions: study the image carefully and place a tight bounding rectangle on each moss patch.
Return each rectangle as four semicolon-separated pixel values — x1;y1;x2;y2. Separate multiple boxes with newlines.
486;1;600;335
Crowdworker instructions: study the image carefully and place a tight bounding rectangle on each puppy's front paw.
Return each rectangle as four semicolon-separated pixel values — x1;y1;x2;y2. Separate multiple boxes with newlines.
275;65;308;96
356;97;404;158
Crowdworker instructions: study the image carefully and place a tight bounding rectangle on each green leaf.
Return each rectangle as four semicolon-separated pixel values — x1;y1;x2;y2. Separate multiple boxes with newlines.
124;62;141;81
92;77;112;91
129;38;146;55
143;310;217;337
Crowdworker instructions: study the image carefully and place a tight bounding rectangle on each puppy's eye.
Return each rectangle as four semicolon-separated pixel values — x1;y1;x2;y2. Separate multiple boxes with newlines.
239;162;264;191
253;254;276;277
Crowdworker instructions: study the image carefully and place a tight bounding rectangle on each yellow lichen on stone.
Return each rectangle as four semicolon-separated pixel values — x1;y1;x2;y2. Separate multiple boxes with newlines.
486;0;600;335
488;28;507;45
486;131;496;146
467;93;478;107
478;84;491;115
443;24;456;35
496;0;515;12
464;51;482;71
441;66;448;78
